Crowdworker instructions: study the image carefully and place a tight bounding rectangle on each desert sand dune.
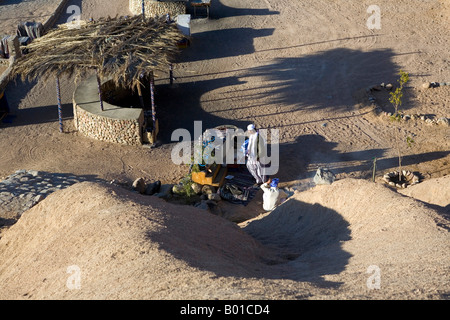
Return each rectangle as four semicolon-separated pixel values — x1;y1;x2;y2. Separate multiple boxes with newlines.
0;179;448;299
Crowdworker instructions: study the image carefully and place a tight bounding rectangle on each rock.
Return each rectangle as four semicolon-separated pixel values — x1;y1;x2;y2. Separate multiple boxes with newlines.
194;200;210;211
34;194;45;204
201;185;216;195
154;184;173;199
437;117;449;127
425;118;435;125
191;182;202;195
145;180;161;196
422;82;431;89
385;83;393;90
371;84;382;91
172;184;185;195
28;170;40;177
313;168;336;185
132;178;146;194
207;193;221;201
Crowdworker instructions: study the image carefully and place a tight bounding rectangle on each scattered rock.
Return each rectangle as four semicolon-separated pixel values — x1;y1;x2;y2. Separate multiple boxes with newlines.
132;178;146;194
437;117;449;127
145;180;161;196
194;200;210;211
207;193;221;201
34;194;45;204
0;170;103;218
191;182;202;195
313;168;336;185
154;184;173;199
201;185;216;195
172;184;185;195
425;118;435;125
382;170;420;188
385;83;393;90
422;82;431;89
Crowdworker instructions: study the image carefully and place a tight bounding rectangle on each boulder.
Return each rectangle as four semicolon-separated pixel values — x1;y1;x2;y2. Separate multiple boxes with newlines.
437;117;449;127
154;184;173;199
132;178;146;194
207;193;221;201
145;180;161;196
191;182;202;195
172;184;185;195
313;168;336;185
194;200;210;211
201;185;216;195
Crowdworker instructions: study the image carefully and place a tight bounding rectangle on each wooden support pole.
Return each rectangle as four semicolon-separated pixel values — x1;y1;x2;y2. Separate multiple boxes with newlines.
56;76;63;133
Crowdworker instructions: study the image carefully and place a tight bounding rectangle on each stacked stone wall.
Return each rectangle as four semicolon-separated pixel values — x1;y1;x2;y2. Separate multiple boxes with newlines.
129;0;187;18
74;103;143;146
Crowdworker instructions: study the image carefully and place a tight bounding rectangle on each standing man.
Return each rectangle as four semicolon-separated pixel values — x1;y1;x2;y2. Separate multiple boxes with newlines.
245;123;266;187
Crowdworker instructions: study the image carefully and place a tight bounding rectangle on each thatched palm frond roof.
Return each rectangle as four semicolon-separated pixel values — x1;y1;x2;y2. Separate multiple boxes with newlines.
12;15;185;90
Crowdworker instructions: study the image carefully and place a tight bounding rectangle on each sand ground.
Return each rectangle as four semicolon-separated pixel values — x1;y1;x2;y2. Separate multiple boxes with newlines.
0;0;449;300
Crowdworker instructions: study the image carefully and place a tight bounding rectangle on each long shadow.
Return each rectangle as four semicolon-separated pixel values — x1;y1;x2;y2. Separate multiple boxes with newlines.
155;77;252;143
243;199;352;286
144;193;352;287
239;48;414;112
186;0;279;20
0;0;28;6
274;134;450;184
0;83;74;127
178;27;274;63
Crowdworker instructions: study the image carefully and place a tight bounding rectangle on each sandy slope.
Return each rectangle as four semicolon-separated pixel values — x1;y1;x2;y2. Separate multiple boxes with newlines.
0;179;448;299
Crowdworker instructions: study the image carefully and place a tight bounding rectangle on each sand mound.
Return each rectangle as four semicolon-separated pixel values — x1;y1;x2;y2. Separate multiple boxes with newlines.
243;179;450;298
0;179;448;299
398;175;450;210
0;182;275;299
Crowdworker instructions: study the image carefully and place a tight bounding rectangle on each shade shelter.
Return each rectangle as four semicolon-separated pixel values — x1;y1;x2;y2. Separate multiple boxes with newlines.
11;15;184;138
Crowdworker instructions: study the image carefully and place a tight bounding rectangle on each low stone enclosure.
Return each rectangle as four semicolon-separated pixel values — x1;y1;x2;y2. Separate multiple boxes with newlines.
73;76;145;146
129;0;188;18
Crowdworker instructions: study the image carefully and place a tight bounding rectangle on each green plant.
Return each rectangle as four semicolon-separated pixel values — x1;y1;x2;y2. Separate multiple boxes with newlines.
179;169;199;199
389;70;410;118
388;70;411;183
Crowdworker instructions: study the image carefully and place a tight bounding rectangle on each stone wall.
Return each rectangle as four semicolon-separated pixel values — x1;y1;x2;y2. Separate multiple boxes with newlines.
73;76;144;146
74;104;144;146
129;0;187;18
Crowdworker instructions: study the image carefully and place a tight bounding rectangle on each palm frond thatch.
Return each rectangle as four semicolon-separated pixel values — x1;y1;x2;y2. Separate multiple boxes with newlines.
11;15;185;90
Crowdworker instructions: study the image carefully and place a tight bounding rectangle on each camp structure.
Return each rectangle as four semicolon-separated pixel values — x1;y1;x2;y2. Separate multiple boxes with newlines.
11;14;185;143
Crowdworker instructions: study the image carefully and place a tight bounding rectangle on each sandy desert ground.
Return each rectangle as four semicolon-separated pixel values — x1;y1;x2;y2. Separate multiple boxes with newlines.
0;0;449;301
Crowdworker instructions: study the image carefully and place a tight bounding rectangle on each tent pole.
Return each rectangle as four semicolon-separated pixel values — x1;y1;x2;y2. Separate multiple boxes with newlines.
96;70;104;111
56;76;63;133
141;0;146;20
137;83;145;109
150;71;156;130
